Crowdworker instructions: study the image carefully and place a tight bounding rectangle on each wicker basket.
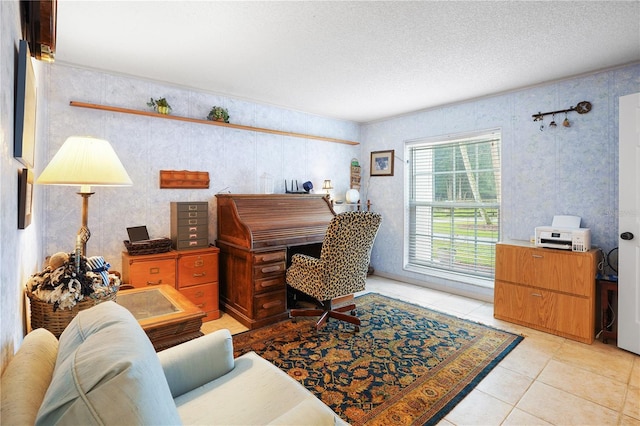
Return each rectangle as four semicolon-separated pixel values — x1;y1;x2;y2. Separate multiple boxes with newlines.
123;238;172;255
28;291;117;338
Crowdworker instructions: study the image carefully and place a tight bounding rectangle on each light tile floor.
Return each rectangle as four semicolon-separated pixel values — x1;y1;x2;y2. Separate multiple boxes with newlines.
201;275;640;425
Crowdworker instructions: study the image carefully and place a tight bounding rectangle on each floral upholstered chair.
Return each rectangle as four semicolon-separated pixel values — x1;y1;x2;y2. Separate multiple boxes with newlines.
286;211;382;331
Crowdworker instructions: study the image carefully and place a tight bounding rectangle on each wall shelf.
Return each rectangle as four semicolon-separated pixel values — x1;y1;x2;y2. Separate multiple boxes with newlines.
69;101;359;146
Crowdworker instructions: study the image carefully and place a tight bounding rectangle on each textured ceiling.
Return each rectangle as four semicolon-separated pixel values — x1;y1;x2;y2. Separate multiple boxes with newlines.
55;1;640;123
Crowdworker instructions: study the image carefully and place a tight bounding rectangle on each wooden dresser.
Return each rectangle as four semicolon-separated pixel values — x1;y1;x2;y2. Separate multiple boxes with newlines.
493;240;598;343
121;246;220;321
215;194;335;329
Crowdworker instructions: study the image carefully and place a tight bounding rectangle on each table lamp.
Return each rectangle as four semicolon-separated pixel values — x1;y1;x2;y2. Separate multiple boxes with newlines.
36;136;133;256
322;179;333;196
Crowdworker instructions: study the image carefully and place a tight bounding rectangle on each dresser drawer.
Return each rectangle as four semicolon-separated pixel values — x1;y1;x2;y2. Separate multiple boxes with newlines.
180;283;219;318
254;290;286;319
253;250;286;265
254;276;285;294
178;253;218;288
128;259;176;287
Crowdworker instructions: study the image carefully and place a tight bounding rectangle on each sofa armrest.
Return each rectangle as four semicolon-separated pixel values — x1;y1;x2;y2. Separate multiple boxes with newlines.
157;329;235;398
0;328;58;426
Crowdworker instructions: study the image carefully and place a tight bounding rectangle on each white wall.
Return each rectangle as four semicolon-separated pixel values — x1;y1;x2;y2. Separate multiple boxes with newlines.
361;63;640;300
0;0;48;371
42;64;360;273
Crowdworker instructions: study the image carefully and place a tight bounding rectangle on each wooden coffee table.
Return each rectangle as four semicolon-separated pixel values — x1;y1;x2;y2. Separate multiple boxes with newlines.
117;285;205;351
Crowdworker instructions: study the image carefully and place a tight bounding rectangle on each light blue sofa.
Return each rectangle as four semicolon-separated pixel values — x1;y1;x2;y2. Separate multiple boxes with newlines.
0;301;346;425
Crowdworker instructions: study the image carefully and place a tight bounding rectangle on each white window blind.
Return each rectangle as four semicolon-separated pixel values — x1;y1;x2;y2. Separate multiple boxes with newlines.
407;131;501;279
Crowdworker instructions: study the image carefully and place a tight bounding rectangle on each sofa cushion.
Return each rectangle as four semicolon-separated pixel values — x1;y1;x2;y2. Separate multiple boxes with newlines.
35;301;181;425
173;351;340;425
158;329;235;398
0;328;59;425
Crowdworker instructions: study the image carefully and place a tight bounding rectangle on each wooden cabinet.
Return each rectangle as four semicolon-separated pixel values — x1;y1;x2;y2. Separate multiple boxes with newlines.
122;246;220;321
494;241;598;343
217;242;288;329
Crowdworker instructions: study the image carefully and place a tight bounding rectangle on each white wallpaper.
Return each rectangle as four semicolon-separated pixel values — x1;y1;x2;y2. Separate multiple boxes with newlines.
1;0;47;370
361;63;640;299
42;64;360;272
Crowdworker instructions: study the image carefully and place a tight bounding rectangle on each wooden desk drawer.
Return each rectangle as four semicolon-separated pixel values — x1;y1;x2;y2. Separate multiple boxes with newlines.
254;276;285;294
180;283;218;315
128;259;175;287
253;262;286;279
254;290;286;319
253;250;286;265
178;253;218;288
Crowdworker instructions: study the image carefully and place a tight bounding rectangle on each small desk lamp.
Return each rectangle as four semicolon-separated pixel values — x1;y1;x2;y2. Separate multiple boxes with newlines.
322;179;333;196
37;136;133;256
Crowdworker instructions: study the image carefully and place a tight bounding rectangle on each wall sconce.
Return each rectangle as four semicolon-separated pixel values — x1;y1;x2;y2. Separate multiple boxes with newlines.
36;136;133;255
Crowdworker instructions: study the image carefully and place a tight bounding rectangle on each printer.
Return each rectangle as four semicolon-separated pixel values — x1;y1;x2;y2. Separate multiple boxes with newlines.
535;215;591;252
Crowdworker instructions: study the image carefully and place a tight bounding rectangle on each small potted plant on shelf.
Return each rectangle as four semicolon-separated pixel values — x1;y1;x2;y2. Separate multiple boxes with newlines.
147;97;172;115
207;106;230;123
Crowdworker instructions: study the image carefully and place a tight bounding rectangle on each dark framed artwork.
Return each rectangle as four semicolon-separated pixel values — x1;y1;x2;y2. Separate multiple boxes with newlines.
370;150;395;176
14;39;37;168
18;168;34;229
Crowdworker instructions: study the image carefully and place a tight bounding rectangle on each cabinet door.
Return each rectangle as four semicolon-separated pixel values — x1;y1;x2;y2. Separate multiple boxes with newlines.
128;259;176;287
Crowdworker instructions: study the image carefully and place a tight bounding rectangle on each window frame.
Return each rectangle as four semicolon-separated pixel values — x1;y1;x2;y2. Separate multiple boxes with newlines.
403;129;502;287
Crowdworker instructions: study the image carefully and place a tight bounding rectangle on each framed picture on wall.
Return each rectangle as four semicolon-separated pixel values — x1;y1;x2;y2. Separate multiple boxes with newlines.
18;168;34;229
370;150;394;176
14;39;37;168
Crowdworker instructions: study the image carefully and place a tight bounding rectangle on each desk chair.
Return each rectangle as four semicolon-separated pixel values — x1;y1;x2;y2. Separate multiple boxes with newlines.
286;211;382;331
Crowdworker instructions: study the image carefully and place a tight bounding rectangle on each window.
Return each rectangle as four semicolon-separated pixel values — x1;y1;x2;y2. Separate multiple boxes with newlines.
406;130;501;279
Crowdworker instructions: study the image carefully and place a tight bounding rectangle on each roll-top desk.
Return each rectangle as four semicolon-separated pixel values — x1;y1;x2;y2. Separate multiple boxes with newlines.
215;194;335;329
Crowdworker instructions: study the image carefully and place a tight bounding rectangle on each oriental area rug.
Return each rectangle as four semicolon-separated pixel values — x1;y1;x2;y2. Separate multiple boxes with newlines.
232;293;523;426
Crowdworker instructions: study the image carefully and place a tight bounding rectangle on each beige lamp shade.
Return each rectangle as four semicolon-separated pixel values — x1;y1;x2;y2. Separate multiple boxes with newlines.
36;136;132;190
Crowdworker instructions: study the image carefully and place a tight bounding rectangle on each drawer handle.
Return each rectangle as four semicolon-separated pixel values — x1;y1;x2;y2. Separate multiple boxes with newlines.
195;291;204;298
194;259;204;267
189;234;198;239
532;254;543;258
261;254;282;262
193;272;206;278
146;280;162;285
188;205;198;211
188;219;197;225
261;265;281;273
189;212;197;217
149;267;160;274
262;300;282;309
196;303;206;308
260;281;278;288
189;226;197;232
189;241;198;246
531;293;542;297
